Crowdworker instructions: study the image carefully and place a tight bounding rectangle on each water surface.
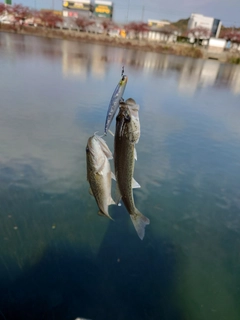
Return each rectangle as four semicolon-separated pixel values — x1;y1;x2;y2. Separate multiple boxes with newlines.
0;33;240;320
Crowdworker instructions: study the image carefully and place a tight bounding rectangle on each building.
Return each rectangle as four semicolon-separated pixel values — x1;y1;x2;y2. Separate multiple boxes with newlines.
62;0;93;18
188;14;222;38
147;29;178;43
148;19;170;28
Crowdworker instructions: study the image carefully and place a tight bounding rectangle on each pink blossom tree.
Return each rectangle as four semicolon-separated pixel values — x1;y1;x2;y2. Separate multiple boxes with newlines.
7;4;30;25
124;22;149;39
188;26;211;44
0;3;6;16
38;10;63;28
101;19;118;34
75;16;95;32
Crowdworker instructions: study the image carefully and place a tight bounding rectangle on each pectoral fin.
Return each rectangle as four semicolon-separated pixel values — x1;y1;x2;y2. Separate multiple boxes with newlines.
95;159;106;174
132;178;141;188
89;188;93;196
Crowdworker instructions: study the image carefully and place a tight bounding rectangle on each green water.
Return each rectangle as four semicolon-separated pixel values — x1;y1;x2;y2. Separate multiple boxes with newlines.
0;33;240;320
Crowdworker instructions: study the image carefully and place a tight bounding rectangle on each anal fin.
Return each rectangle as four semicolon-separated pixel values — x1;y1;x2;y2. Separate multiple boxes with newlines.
134;147;137;160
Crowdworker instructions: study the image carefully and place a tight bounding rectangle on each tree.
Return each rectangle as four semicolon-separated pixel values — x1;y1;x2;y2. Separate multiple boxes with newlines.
188;26;211;44
222;30;240;43
221;30;240;51
39;10;63;28
101;19;118;34
7;4;30;24
29;10;42;27
0;3;6;27
124;22;149;39
171;18;189;33
75;16;95;32
0;3;6;16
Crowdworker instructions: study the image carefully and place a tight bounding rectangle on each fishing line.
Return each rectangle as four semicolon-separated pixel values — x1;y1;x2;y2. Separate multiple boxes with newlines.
121;65;125;77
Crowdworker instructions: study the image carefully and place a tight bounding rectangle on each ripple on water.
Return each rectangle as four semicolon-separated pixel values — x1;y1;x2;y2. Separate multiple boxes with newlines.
215;194;231;210
172;188;181;196
150;180;163;188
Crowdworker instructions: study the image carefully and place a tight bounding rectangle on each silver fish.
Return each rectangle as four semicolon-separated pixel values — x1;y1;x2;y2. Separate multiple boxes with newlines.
114;98;150;240
104;75;128;135
86;134;115;219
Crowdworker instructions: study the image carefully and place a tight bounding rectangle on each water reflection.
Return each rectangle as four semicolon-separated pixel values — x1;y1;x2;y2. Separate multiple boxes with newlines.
1;33;240;95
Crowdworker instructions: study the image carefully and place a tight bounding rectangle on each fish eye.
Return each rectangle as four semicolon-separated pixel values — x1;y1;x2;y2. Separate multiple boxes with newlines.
125;115;131;122
86;146;89;153
116;115;121;121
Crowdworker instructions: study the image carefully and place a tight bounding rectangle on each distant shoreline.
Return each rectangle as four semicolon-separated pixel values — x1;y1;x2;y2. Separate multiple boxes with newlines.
0;24;236;63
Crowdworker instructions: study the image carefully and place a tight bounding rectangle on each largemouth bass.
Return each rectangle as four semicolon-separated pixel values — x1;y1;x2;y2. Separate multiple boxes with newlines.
104;75;128;135
114;98;150;240
86;134;115;219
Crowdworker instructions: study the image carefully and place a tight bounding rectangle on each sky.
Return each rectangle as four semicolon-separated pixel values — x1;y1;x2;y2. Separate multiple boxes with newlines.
9;0;240;26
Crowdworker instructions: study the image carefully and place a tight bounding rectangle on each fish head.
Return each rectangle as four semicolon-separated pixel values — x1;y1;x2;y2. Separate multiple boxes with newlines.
116;99;140;144
119;75;128;87
86;134;112;172
86;135;105;170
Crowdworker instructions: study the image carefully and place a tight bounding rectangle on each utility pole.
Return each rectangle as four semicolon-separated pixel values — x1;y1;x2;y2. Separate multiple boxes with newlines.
126;0;131;22
141;5;145;21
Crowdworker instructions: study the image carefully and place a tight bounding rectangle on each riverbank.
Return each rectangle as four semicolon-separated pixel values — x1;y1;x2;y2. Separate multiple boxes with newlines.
0;23;238;63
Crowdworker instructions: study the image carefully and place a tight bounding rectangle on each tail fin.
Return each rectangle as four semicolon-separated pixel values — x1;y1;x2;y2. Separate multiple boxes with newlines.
130;209;150;240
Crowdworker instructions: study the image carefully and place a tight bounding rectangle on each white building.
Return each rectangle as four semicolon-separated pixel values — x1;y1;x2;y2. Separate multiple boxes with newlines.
188;14;222;38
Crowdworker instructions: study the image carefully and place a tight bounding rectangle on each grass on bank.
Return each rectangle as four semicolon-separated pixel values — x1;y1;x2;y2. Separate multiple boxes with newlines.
227;56;240;64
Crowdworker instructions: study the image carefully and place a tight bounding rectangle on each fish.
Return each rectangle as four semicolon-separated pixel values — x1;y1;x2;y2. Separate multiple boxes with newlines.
114;98;150;240
104;74;128;135
86;134;115;220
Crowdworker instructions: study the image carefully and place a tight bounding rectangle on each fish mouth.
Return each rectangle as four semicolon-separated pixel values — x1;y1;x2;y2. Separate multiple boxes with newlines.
116;112;130;138
86;143;94;157
86;136;96;157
